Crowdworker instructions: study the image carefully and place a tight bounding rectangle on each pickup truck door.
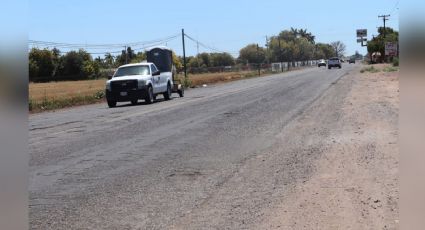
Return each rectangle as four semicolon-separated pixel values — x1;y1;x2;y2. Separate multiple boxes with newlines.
151;64;161;94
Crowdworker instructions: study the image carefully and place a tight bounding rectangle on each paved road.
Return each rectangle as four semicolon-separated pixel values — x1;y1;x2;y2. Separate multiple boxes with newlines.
29;65;357;229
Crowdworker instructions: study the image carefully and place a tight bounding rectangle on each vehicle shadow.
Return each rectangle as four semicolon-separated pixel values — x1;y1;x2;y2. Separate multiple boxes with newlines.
111;96;177;108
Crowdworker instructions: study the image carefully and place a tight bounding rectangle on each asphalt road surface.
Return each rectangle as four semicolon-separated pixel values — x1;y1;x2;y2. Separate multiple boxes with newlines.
29;65;357;229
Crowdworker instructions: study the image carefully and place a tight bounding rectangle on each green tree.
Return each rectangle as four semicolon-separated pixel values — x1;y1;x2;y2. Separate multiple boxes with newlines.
315;43;334;59
238;44;266;64
295;38;315;60
59;51;83;79
210;53;235;66
28;48;55;81
58;49;93;80
104;53;114;68
29;59;39;81
51;47;62;76
298;29;315;44
367;27;398;62
115;47;135;66
267;28;320;62
188;57;204;68
82;60;100;79
198;53;211;67
330;41;346;58
172;52;183;72
130;51;146;63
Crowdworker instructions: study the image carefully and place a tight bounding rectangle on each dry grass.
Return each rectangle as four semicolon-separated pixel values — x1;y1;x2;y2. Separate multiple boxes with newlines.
29;71;262;102
28;70;275;112
29;79;106;101
360;63;399;74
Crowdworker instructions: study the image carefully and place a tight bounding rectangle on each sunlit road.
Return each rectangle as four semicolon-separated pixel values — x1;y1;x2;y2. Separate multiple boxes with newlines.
29;65;357;229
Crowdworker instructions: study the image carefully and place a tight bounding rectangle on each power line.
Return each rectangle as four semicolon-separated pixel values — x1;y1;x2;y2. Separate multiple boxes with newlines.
28;34;180;49
28;35;179;49
29;35;180;56
183;33;238;55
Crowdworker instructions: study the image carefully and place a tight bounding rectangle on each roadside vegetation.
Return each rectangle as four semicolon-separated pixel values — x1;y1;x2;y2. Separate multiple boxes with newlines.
29;70;275;113
29;79;106;113
360;66;380;73
29;27;347;112
360;64;399;74
367;27;399;64
359;26;399;75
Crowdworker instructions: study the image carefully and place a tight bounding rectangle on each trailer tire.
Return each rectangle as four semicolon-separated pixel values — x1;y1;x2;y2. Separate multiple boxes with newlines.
178;88;184;97
164;83;172;100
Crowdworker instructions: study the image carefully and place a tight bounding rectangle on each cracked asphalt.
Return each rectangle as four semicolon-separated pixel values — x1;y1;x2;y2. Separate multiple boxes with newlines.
29;65;358;229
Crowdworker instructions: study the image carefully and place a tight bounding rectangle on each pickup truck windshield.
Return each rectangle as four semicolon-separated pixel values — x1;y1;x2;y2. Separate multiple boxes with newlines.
114;66;150;77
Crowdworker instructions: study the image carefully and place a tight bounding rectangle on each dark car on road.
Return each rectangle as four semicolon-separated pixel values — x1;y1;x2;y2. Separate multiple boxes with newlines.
328;57;342;69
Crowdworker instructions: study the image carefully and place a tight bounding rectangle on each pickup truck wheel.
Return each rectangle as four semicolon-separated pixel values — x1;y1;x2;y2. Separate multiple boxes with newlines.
178;88;184;97
145;86;154;104
164;83;172;100
131;99;138;105
107;100;116;108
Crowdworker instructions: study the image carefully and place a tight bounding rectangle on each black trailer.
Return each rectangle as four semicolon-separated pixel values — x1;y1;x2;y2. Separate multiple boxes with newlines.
146;46;184;97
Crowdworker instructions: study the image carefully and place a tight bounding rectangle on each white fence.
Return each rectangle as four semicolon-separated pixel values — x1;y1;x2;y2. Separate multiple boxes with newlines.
271;60;319;72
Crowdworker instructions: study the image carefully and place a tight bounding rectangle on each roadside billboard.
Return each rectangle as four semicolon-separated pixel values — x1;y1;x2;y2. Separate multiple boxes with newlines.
356;29;367;38
385;42;398;56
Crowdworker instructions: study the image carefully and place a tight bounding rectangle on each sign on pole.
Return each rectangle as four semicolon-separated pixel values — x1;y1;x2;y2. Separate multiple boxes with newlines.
385;42;398;56
357;38;367;43
356;29;367;38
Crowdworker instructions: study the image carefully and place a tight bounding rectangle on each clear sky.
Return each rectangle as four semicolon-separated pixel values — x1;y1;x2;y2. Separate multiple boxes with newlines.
29;0;400;58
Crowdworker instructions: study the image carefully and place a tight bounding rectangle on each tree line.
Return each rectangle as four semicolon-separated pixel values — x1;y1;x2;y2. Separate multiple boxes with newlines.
238;28;341;65
29;47;151;82
367;27;399;63
29;27;345;82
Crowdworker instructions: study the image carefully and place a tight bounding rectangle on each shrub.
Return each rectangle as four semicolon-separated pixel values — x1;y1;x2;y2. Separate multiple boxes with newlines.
383;66;398;72
392;57;399;67
360;66;380;73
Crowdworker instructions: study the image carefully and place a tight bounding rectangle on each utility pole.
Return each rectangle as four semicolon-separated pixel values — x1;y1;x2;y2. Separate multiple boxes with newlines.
124;45;128;64
182;29;187;82
378;15;390;38
378;15;390;62
278;38;284;72
265;36;269;64
196;41;199;57
257;44;260;76
197;41;200;68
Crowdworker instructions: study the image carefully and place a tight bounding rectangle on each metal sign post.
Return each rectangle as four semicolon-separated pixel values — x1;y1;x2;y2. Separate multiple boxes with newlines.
356;29;368;47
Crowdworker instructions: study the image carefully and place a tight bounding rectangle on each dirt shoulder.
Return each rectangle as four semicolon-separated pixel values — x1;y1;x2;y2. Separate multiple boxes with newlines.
257;66;399;229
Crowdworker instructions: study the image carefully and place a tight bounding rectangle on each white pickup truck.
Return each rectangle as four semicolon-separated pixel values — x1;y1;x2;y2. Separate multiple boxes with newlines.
105;62;173;107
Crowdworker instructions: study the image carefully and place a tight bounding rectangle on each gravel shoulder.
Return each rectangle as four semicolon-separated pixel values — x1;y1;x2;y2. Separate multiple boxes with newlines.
254;67;399;229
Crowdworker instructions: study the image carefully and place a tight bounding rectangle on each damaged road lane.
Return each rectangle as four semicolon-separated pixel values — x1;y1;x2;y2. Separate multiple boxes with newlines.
30;66;355;229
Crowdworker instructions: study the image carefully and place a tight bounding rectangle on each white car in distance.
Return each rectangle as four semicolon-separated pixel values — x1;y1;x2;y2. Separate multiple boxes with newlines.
318;59;327;67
